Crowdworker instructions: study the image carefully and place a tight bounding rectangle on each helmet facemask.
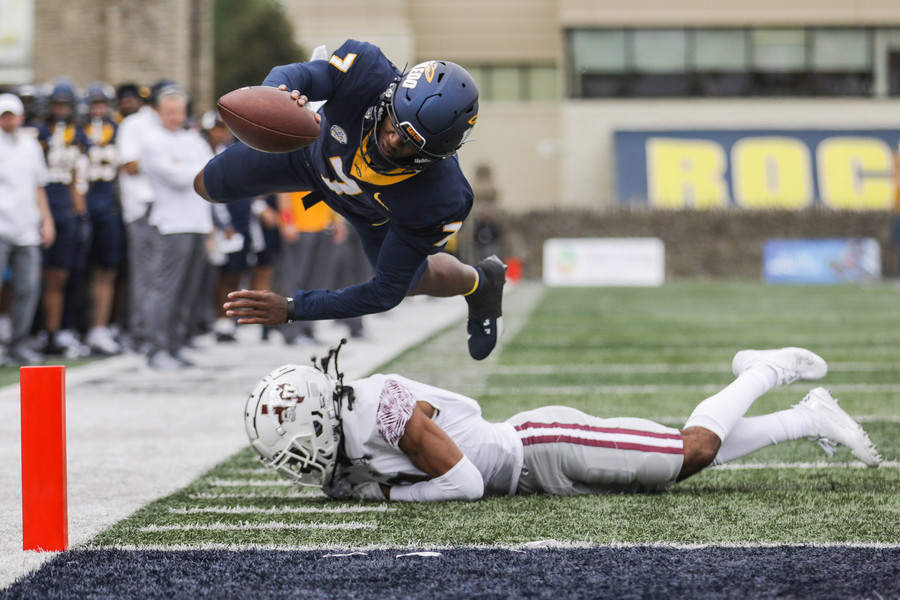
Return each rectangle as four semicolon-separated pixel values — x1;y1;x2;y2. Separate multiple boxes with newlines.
359;83;438;176
245;364;342;490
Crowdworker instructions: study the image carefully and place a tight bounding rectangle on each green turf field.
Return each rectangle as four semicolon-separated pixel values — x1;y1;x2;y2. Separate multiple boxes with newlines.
87;282;900;549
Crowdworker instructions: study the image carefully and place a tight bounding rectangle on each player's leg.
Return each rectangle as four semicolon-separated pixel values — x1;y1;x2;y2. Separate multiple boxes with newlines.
410;252;507;361
194;143;306;203
682;347;827;442
711;388;881;467
509;406;685;495
85;205;125;355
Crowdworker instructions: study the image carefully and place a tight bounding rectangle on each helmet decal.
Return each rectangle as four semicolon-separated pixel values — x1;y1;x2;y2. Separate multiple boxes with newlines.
360;61;479;175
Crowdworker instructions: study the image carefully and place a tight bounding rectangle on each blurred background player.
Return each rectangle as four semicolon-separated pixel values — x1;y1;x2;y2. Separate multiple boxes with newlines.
200;110;280;344
81;82;126;356
0;93;54;365
114;83;147;122
275;191;364;343
140;85;213;369
36;78;91;356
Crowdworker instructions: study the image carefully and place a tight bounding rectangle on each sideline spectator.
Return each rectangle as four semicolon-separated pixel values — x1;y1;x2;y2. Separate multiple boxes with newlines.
140;86;213;369
468;163;503;263
82;82;125;355
116;82;161;353
200;111;280;343
36;79;90;357
0;94;55;365
275;191;353;343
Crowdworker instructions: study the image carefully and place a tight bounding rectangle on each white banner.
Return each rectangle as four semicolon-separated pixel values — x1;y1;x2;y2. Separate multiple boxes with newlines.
543;238;665;287
0;0;34;84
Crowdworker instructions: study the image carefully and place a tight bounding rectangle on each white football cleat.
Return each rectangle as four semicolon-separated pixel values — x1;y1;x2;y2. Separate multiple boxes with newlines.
732;347;827;386
795;387;882;467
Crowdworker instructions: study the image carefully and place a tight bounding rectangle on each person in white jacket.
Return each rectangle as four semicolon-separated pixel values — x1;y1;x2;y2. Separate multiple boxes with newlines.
140;85;213;369
0;94;55;365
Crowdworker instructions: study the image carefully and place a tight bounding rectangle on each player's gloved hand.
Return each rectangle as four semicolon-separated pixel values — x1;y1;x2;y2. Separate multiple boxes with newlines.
350;481;386;501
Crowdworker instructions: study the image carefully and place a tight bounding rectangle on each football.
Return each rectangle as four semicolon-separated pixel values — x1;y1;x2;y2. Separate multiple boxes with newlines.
217;86;321;153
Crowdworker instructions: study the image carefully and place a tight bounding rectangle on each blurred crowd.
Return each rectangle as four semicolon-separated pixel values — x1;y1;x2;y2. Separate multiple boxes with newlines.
0;77;371;370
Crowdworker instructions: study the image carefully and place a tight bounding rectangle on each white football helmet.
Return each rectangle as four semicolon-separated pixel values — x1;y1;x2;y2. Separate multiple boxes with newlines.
245;364;341;488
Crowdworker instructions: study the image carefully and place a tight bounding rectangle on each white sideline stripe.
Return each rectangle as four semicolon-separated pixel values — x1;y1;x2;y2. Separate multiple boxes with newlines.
139;521;376;532
485;383;900;395
170;505;396;515
714;461;900;470
206;478;294;487
94;540;900;552
492;362;900;375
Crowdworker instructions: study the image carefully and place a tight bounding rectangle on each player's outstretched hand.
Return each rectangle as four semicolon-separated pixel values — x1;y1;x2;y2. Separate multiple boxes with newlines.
276;85;322;123
224;289;289;325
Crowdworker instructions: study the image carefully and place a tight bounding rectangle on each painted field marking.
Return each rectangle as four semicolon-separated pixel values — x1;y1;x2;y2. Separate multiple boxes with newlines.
490;362;900;375
139;521;377;532
713;460;899;470
97;540;900;552
479;383;900;396
188;492;309;500
170;505;395;515
205;478;295;487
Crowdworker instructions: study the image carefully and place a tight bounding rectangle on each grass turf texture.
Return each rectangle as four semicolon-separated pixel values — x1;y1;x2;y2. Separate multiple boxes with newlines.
88;282;900;546
7;282;900;598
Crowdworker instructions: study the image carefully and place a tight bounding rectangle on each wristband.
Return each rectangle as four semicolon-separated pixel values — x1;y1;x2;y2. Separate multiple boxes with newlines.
285;297;296;323
280;209;294;226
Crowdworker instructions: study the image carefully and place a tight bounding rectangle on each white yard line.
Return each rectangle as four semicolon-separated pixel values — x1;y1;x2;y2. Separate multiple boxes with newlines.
491;362;900;375
139;521;377;532
169;505;395;515
89;540;900;552
713;461;900;470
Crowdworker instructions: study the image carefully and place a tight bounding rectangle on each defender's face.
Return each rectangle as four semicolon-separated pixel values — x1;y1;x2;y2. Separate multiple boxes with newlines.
376;117;416;161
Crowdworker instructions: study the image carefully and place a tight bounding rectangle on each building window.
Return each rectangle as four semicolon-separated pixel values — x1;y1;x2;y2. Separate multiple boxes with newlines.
465;65;559;102
568;27;886;98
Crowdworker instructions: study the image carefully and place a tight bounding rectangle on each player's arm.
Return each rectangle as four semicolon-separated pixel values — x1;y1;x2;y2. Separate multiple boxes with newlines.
262;59;335;101
382;405;484;502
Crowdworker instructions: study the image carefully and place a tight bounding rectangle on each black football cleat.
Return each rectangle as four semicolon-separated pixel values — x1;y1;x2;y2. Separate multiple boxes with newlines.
465;255;507;360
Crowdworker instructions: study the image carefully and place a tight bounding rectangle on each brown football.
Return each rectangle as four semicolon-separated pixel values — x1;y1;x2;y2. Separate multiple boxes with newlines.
217;86;321;153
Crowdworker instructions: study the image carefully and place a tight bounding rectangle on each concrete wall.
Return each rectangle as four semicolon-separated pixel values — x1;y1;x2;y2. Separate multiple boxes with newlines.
498;208;897;280
32;0;213;110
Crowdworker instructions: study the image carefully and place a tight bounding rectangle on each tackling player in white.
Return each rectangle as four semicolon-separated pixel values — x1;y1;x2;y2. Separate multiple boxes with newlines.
245;344;881;502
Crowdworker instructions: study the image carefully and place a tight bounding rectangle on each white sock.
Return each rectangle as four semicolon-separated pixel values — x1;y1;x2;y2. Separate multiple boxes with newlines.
683;366;778;441
712;407;818;465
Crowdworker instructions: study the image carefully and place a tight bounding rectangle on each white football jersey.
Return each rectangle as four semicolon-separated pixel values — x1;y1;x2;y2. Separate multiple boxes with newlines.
338;374;523;496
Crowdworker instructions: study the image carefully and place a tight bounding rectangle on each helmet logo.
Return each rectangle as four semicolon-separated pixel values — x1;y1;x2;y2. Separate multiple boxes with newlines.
401;61;438;90
268;382;305;424
468;115;478;126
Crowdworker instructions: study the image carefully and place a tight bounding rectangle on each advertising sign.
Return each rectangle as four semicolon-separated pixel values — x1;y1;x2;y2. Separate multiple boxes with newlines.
615;129;900;210
0;0;34;83
543;238;665;287
762;238;880;284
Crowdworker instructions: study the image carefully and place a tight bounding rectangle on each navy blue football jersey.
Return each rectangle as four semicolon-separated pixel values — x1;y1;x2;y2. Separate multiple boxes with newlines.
83;116;119;197
206;40;475;320
260;39;473;253
37;120;91;210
